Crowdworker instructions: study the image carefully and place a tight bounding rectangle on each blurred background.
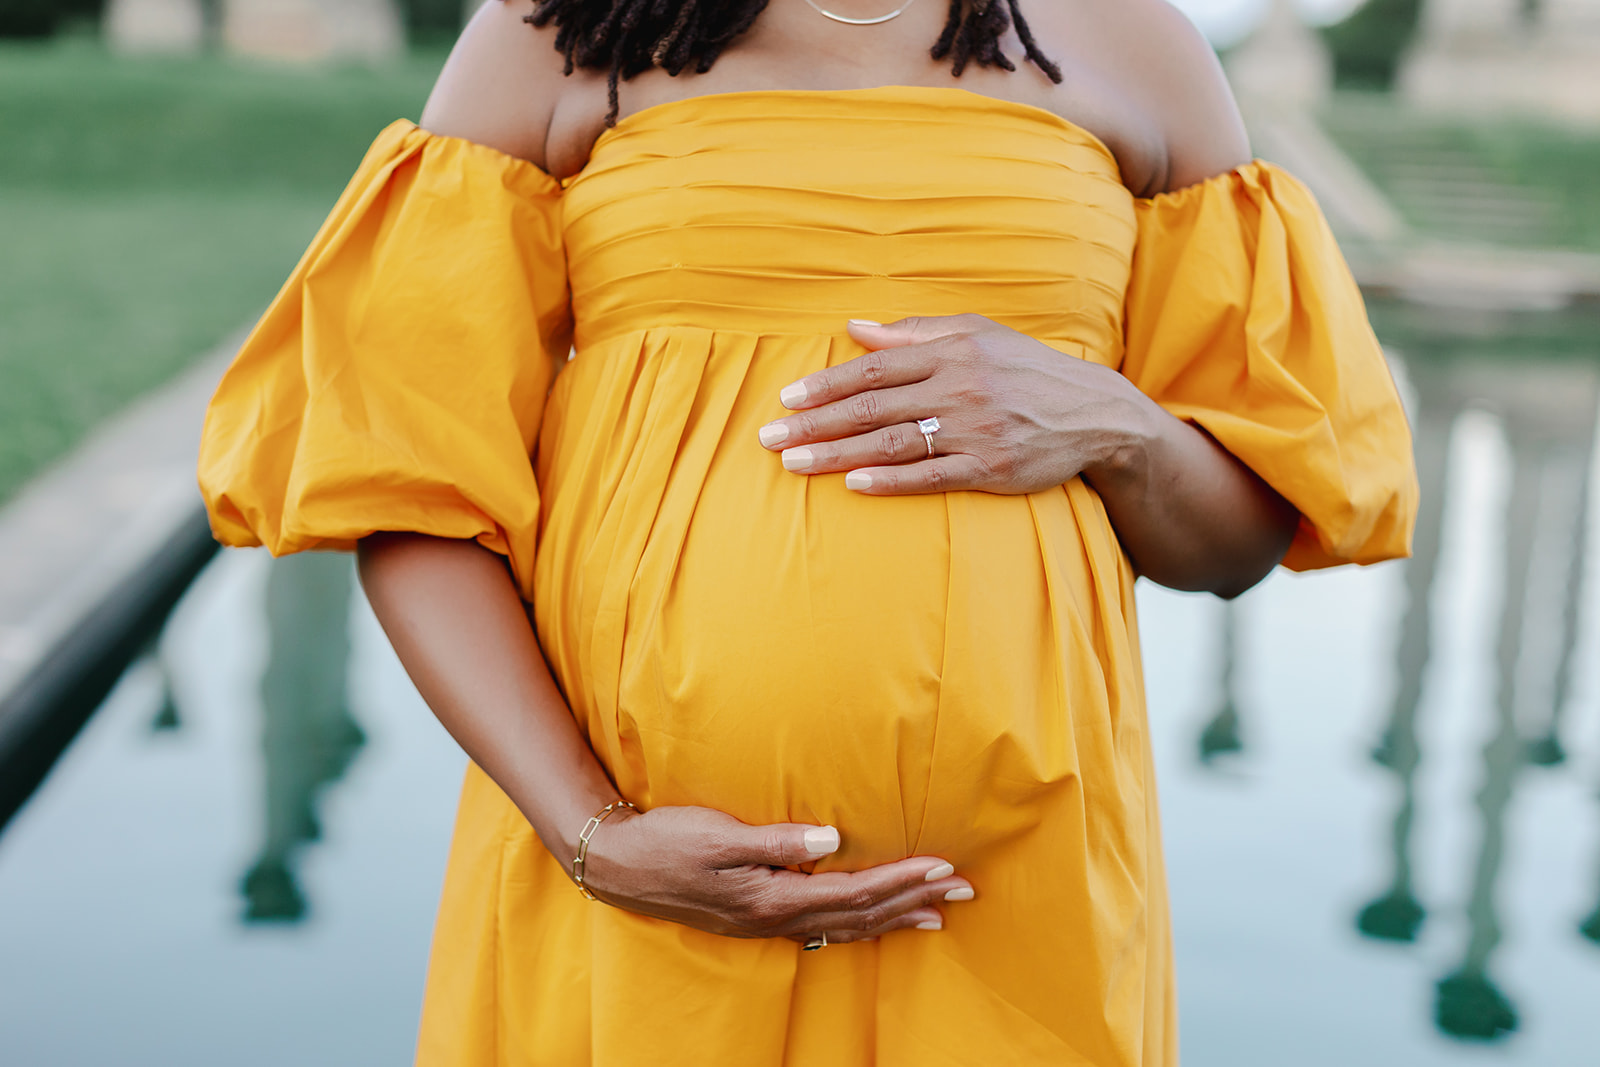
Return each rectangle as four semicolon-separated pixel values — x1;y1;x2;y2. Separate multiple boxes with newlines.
2;0;1599;1063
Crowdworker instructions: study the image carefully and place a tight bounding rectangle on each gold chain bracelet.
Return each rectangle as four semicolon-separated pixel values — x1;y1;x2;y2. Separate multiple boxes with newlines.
572;798;636;900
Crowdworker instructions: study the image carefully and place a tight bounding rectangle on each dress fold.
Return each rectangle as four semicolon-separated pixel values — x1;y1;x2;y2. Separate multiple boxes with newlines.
196;89;1417;1067
1123;161;1418;570
198;120;570;598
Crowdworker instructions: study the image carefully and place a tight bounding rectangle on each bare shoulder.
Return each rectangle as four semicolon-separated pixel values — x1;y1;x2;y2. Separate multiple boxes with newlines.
418;0;573;172
1047;0;1251;193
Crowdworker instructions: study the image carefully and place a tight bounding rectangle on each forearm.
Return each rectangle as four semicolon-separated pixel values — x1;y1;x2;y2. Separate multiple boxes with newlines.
356;532;619;861
1084;389;1299;598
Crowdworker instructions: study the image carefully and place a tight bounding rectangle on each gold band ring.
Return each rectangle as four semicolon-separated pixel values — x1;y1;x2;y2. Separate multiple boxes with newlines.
917;416;941;458
802;933;828;951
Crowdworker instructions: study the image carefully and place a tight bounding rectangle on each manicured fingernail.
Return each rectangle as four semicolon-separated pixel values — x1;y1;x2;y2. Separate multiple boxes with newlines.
848;318;881;327
803;826;840;856
780;381;808;408
944;886;975;902
758;422;789;448
861;936;878;942
782;447;815;472
845;471;872;491
924;862;955;882
916;919;942;931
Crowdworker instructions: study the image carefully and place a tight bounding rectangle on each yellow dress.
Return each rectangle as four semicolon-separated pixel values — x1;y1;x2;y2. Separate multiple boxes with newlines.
198;87;1417;1066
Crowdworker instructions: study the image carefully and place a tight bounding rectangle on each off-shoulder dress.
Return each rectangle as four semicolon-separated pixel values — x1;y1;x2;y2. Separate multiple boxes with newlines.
198;87;1418;1067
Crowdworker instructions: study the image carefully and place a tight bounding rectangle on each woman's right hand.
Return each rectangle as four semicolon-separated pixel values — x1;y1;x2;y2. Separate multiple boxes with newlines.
579;805;974;945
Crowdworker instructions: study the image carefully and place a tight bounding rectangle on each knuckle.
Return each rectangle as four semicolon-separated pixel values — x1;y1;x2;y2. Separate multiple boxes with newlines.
858;350;890;386
739;893;783;933
795;413;821;439
924;464;949;492
759;829;790;867
877;427;906;461
847;392;882;426
856;905;889;932
844;884;878;914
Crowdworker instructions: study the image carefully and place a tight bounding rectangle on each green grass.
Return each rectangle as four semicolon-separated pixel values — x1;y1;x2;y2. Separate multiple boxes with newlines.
0;38;448;504
1320;94;1600;252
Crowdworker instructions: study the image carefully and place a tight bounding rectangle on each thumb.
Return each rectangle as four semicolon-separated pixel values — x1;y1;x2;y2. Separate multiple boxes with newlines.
846;315;974;351
723;822;841;868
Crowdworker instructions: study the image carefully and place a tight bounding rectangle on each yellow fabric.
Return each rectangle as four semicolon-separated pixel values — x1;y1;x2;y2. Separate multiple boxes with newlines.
198;121;571;599
197;87;1416;1067
1124;164;1417;570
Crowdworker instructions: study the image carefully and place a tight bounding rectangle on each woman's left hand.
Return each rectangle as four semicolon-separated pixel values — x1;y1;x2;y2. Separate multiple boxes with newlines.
757;315;1154;495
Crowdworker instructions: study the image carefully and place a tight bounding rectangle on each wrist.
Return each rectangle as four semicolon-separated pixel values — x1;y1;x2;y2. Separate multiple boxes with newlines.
1082;377;1161;493
570;798;637;899
521;782;628;867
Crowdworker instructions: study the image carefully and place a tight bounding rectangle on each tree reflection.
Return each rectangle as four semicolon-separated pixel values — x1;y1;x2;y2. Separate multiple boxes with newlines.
240;552;365;924
146;645;182;734
1358;360;1456;945
1197;600;1244;763
1357;339;1599;1042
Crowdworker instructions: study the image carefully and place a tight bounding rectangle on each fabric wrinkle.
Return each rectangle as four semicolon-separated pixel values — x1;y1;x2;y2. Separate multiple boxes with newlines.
194;90;1420;1067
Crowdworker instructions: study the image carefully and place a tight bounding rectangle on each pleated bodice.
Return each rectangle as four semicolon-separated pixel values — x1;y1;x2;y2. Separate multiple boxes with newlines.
563;87;1136;360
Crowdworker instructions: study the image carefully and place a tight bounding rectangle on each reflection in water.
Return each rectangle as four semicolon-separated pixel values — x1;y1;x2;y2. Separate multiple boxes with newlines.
1358;362;1454;946
240;552;365;924
1197;600;1244;763
1356;346;1600;1042
1584;821;1600;943
146;645;182;734
1523;414;1593;769
1434;410;1534;1041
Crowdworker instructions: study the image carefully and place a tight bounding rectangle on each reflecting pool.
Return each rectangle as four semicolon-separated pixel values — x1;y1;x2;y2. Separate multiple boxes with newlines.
2;307;1598;1064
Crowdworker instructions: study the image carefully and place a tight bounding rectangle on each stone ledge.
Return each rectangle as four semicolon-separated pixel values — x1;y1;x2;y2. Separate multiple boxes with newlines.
0;331;239;708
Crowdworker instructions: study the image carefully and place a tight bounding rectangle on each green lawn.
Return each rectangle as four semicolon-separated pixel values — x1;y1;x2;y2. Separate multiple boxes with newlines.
0;39;449;505
1320;94;1600;252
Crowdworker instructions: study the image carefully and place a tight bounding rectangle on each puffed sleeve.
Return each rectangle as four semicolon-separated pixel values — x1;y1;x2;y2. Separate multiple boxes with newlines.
1121;161;1417;571
198;120;570;597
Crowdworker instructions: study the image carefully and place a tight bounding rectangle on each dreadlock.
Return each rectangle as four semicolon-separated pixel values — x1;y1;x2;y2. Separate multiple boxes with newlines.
526;0;1062;126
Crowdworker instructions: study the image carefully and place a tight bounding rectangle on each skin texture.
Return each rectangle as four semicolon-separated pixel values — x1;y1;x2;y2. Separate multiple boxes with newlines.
359;0;1294;946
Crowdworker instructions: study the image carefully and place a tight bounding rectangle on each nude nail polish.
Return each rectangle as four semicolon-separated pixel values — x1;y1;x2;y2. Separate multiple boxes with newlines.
916;919;943;931
845;471;873;491
803;826;841;856
758;422;789;448
848;319;882;327
780;381;808;408
782;447;815;472
923;862;955;882
944;887;975;902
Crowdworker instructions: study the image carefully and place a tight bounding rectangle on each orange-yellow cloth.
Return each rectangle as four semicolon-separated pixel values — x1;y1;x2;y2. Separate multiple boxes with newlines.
197;87;1417;1067
199;124;571;599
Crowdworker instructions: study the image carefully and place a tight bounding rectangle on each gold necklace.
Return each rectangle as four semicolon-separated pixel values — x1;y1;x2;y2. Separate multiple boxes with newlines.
800;0;920;26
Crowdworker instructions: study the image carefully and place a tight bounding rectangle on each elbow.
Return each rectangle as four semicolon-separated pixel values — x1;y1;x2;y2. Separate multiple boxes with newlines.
1212;567;1271;601
1211;503;1299;600
1141;506;1297;600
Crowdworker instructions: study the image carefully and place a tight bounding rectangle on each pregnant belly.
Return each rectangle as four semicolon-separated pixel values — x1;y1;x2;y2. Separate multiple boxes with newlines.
534;329;1103;872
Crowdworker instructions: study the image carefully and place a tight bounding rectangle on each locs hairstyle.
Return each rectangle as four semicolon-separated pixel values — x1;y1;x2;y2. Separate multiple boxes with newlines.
527;0;1063;124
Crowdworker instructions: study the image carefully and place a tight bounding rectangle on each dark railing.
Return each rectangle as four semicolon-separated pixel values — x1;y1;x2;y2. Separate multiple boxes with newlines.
0;506;219;832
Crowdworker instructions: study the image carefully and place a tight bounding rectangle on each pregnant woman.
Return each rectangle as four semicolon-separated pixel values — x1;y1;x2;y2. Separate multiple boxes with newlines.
199;0;1417;1063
